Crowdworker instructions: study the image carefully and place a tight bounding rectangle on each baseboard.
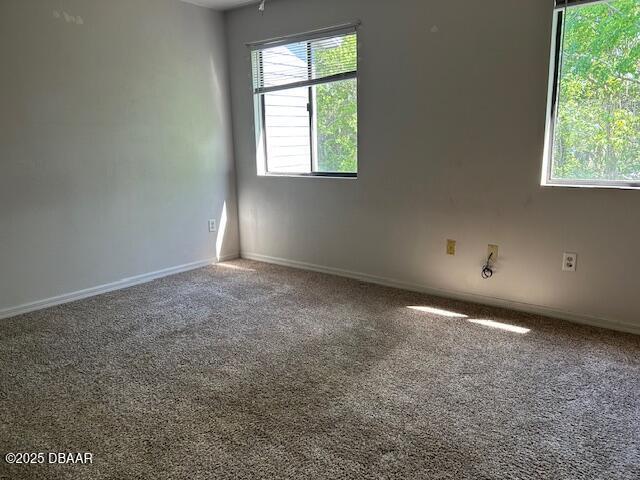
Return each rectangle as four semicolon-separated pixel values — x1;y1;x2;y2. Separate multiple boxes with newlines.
241;252;640;336
0;253;240;321
218;253;241;262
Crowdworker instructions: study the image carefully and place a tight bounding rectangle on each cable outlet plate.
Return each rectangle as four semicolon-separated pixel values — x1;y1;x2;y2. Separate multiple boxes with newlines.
562;252;577;272
488;244;499;261
446;239;456;256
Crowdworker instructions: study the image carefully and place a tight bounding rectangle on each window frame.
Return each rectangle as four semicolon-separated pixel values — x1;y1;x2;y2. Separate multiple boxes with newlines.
543;2;640;190
250;25;359;179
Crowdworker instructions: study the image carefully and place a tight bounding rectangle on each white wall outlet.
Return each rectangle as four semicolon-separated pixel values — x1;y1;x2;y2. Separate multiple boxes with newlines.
208;219;217;233
562;252;577;272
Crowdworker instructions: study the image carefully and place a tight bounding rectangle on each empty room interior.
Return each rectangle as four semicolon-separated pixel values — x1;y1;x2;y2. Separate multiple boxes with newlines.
1;0;639;478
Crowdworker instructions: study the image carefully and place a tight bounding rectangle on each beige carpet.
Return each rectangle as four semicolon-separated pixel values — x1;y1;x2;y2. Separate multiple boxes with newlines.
1;259;639;479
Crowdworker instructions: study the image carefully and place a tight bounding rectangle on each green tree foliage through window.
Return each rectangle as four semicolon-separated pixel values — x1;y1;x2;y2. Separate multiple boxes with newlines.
313;35;358;173
552;0;640;182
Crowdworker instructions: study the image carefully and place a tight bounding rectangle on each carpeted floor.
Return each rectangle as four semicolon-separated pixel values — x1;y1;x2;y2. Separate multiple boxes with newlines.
1;259;639;480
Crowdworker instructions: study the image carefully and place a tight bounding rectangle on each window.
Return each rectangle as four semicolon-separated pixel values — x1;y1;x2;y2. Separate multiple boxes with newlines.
544;0;640;188
251;25;358;177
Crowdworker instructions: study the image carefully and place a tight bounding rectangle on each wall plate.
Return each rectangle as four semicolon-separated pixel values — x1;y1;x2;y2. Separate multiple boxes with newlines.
562;252;577;272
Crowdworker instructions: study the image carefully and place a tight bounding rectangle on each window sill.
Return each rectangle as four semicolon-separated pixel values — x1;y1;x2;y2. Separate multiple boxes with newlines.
542;181;640;191
259;173;358;179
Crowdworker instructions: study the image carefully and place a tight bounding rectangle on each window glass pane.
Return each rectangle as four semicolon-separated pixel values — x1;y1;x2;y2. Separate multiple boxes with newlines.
256;45;309;91
252;32;357;91
264;87;311;174
311;33;357;79
552;0;640;183
313;79;358;174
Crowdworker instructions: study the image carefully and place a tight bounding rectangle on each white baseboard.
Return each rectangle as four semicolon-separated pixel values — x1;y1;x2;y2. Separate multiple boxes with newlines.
218;253;241;262
241;252;640;336
0;253;239;321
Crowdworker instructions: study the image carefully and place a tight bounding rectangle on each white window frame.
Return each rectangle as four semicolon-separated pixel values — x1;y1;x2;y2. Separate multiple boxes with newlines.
249;23;359;178
542;1;640;190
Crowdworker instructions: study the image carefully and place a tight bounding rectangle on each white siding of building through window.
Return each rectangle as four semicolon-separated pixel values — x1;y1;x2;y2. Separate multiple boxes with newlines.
262;46;311;173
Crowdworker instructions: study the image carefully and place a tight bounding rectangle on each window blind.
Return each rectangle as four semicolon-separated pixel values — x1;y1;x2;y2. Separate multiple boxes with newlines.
251;27;357;95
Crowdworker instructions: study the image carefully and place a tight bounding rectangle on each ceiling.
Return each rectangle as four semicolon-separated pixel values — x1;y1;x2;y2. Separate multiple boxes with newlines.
180;0;261;10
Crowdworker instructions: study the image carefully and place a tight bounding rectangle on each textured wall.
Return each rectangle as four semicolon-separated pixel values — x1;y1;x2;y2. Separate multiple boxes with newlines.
0;0;239;311
226;0;640;332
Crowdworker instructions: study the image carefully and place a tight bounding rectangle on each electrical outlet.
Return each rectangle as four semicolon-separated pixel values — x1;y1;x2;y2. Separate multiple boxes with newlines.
562;252;577;272
488;244;499;261
446;239;456;256
208;219;217;233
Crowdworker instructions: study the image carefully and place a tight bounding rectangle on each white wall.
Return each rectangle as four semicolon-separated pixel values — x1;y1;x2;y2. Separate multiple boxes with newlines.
0;0;239;313
226;0;640;333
